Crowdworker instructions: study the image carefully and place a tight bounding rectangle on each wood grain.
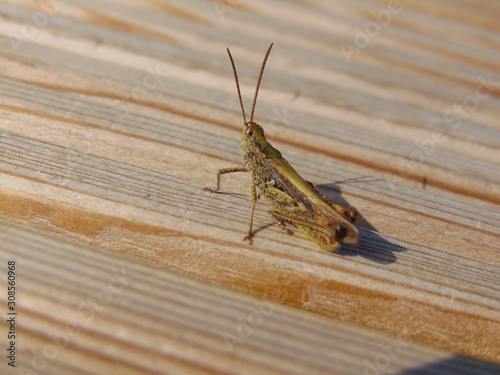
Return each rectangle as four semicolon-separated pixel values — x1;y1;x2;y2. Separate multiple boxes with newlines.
2;221;500;375
0;0;499;371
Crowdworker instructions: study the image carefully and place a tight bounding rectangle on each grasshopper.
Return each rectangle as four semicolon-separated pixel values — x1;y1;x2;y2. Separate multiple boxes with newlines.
204;43;359;250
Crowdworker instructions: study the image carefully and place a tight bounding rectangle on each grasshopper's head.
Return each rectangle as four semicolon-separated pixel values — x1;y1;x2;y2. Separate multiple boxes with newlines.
243;121;265;141
243;120;282;160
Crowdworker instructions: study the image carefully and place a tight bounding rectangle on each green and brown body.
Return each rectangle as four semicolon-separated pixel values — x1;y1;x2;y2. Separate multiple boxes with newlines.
241;121;358;250
204;43;359;250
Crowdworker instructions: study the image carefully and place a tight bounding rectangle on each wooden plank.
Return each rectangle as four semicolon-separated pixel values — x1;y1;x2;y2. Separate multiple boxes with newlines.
1;131;499;364
0;0;499;369
2;221;500;375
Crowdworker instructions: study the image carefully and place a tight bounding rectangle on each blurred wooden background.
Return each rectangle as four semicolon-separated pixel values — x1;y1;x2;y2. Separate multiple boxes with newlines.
0;0;499;374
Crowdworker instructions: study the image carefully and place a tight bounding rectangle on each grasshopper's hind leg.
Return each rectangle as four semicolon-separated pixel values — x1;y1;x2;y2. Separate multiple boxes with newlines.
270;211;294;235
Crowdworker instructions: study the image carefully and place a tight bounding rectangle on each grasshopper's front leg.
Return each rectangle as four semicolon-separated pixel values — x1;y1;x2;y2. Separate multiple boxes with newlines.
243;182;258;242
204;166;259;243
203;167;249;193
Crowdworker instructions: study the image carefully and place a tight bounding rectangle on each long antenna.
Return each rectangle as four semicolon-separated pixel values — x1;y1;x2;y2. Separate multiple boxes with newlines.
227;48;247;125
250;43;273;122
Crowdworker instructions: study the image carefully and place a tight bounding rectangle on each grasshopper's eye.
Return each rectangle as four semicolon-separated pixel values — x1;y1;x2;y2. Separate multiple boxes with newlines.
245;126;253;136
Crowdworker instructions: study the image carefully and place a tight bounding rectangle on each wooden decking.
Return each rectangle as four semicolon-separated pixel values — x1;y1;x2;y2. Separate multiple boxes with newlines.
0;1;499;374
